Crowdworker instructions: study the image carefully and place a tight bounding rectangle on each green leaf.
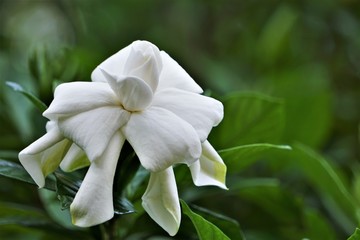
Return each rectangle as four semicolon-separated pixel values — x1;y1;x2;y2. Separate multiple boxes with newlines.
0;159;56;191
180;199;231;240
54;171;82;210
210;92;285;149
114;141;141;196
54;171;88;211
304;209;337;240
125;166;149;200
219;143;291;172
113;197;135;215
230;177;280;190
290;143;359;233
348;228;360;240
6;81;47;112
190;205;245;240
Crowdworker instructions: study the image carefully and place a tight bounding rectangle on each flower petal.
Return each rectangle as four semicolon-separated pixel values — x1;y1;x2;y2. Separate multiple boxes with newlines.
189;141;227;189
19;125;70;187
153;88;223;141
100;70;153;111
142;167;181;236
91;40;162;92
56;106;130;162
60;143;90;172
70;132;124;227
43;82;119;120
158;51;203;93
123;40;162;92
123;107;201;172
91;44;132;83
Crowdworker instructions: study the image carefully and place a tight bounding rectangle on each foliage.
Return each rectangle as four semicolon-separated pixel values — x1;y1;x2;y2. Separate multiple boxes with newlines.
180;200;231;240
348;228;360;240
0;0;359;239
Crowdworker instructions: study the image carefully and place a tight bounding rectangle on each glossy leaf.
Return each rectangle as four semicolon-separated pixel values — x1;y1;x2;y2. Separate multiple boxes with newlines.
219;143;291;172
125;166;149;200
0;159;56;191
113;197;135;215
190;204;245;240
6;81;47;113
180;200;230;240
210;92;285;149
114;141;142;197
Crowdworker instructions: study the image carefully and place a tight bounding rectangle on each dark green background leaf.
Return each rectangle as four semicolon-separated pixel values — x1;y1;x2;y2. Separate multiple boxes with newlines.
261;64;333;148
0;201;54;227
289;143;359;233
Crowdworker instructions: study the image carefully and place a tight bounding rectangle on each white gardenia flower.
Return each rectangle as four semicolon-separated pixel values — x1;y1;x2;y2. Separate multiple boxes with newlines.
19;40;227;236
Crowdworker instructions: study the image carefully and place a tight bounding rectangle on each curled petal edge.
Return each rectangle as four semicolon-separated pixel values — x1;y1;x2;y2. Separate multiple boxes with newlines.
189;141;228;190
19;127;69;188
142;167;181;236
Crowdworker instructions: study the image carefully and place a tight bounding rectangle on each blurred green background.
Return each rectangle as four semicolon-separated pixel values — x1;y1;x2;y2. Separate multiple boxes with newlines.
0;0;359;239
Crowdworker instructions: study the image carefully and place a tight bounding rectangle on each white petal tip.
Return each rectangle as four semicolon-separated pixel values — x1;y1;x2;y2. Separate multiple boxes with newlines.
142;201;180;236
70;204;114;228
218;184;229;190
37;182;45;189
193;178;228;190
